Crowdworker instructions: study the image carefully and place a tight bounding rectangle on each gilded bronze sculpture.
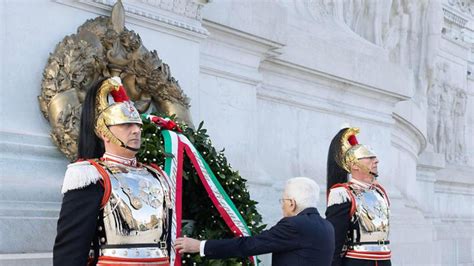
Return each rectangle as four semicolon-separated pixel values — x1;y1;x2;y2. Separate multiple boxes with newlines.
38;0;193;161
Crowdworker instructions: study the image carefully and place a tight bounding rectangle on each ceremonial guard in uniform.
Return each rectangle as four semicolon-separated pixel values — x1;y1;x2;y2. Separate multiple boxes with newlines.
325;127;391;266
54;77;172;266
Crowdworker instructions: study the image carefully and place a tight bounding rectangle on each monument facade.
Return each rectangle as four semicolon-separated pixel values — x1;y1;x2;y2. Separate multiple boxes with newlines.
0;0;472;265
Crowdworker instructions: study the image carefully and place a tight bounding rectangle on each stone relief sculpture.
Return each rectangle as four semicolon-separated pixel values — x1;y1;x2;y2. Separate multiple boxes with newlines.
349;0;392;46
307;0;392;44
427;76;442;148
427;62;468;163
453;89;467;162
311;0;443;98
38;0;193;161
427;62;449;150
312;0;468;164
385;0;408;65
437;84;450;156
386;0;443;98
421;0;444;93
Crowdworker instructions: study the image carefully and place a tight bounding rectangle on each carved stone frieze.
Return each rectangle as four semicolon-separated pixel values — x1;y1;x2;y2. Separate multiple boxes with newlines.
97;0;208;34
137;0;207;20
39;0;192;161
447;0;474;17
55;0;209;36
443;7;469;27
442;5;474;46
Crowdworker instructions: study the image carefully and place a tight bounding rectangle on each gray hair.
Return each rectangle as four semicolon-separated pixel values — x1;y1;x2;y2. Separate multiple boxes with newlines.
285;177;320;212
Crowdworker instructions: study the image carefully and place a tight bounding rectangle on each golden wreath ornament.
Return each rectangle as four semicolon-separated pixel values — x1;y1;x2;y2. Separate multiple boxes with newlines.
38;0;192;161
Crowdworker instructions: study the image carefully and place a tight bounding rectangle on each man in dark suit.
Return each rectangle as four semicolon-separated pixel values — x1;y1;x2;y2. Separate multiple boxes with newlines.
175;177;335;266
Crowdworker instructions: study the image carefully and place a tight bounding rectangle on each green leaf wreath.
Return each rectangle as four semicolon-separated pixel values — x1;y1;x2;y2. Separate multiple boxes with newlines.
137;114;265;266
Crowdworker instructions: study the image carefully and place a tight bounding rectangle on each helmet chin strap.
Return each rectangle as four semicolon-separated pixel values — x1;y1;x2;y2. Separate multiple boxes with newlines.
355;161;378;180
120;141;140;152
111;133;140;152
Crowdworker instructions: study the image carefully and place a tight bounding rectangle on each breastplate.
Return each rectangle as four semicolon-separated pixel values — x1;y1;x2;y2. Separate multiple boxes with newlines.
351;186;390;252
99;162;169;258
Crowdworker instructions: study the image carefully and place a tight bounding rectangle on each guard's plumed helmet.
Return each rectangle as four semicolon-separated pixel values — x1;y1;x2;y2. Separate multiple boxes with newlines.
336;128;376;172
327;127;377;192
94;77;142;150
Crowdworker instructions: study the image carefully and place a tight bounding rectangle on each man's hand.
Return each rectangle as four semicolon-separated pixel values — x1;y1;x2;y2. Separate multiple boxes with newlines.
175;237;201;254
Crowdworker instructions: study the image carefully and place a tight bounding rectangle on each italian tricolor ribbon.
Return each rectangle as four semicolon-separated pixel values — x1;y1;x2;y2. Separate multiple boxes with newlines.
145;115;257;265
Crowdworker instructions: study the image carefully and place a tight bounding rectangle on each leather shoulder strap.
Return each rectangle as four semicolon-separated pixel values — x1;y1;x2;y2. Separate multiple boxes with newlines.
87;159;111;209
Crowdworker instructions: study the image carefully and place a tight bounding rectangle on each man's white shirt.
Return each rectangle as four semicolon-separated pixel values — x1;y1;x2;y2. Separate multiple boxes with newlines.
199;240;207;257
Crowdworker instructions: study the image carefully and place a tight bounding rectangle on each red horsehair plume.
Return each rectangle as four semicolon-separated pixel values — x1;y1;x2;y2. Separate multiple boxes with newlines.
110;85;130;102
348;135;358;146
